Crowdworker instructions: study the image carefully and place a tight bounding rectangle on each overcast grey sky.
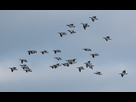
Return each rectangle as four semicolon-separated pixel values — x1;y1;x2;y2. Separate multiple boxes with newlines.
0;10;136;92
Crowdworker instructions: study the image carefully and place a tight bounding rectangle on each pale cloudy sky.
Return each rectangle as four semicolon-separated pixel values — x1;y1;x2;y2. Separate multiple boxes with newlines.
0;10;136;92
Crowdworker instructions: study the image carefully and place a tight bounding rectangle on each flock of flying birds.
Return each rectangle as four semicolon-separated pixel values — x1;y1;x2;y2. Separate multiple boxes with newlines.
9;16;127;77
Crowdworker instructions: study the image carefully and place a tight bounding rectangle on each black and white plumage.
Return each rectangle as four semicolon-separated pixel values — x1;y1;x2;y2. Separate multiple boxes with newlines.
83;48;91;51
19;59;27;64
89;16;98;22
67;30;76;34
90;53;99;58
66;58;76;63
81;23;90;30
53;50;61;54
27;50;37;55
66;24;75;28
58;32;67;37
54;57;62;60
25;68;32;73
61;63;69;67
103;36;111;41
49;63;61;69
77;66;84;72
119;70;128;77
84;61;93;69
9;67;17;72
40;50;49;54
94;71;102;75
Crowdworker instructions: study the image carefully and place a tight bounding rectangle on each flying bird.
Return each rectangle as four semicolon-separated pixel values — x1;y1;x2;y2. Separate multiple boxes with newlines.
61;63;69;67
94;71;102;75
40;50;49;54
54;57;62;60
119;70;128;77
27;50;37;55
83;48;91;51
81;23;90;30
67;30;76;34
53;50;61;54
66;24;75;28
90;53;99;58
19;59;27;64
89;16;98;22
9;67;17;72
58;32;67;37
77;66;84;72
103;36;111;41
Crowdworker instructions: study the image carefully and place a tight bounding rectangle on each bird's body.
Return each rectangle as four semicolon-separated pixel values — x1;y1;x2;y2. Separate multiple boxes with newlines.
89;16;98;22
83;48;91;51
27;50;37;55
49;63;61;69
19;59;27;64
103;36;111;41
67;30;76;34
40;50;49;54
90;53;99;58
53;50;61;54
9;67;17;72
58;32;67;37
66;24;75;28
94;71;102;75
81;23;90;30
61;63;69;67
77;66;84;72
54;57;62;60
119;70;128;77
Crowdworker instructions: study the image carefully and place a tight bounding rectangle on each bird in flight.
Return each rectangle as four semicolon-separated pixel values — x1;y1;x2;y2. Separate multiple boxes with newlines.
89;16;98;22
90;53;99;58
81;23;90;30
103;36;111;41
53;50;61;54
19;59;27;64
9;67;17;72
83;48;91;51
66;24;75;28
58;32;67;37
94;71;102;75
119;70;128;77
77;66;84;72
40;50;49;54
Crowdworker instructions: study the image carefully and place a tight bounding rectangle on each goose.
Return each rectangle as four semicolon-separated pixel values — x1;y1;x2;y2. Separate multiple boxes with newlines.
90;53;99;58
55;63;61;67
27;50;37;55
68;61;77;65
19;59;27;64
103;36;111;41
54;57;62;60
9;67;17;72
94;71;102;75
66;58;76;62
53;50;61;54
66;24;75;28
81;23;90;30
40;50;49;54
89;16;98;22
88;64;94;69
25;68;32;73
49;65;57;69
77;66;84;72
84;61;92;68
119;70;128;77
67;30;76;34
61;63;69;67
83;48;91;51
58;32;67;37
